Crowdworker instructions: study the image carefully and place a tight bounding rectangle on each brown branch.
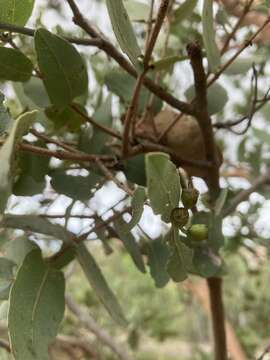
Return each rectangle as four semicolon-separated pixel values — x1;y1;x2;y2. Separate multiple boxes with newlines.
187;42;227;360
17;142;114;163
95;158;134;196
131;140;212;169
0;339;10;353
222;171;270;217
122;71;147;155
207;17;270;87
65;295;134;360
144;0;170;66
220;0;255;55
0;22;102;46
70;104;122;140
187;42;220;197
65;0;195;115
30;129;78;153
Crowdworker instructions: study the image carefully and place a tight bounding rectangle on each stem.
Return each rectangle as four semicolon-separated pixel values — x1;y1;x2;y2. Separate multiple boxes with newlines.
207;278;227;360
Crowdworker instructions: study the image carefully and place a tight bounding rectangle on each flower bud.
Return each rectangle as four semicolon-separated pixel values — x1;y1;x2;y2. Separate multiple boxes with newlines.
188;224;208;241
181;188;199;209
170;207;189;227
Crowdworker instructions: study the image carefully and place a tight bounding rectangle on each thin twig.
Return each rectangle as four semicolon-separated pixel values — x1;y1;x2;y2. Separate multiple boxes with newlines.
220;0;255;55
144;0;170;66
70;104;122;140
65;0;195;115
0;22;102;46
122;70;147;155
208;17;270;87
95;158;134;196
222;171;270;217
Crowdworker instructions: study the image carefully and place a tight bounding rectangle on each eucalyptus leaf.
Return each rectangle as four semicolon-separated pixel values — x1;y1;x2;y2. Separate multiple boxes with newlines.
0;47;33;82
115;217;146;273
185;83;228;115
0;110;37;214
202;0;221;72
79;96;112;154
124;0;150;21
1;214;74;243
106;0;142;68
0;92;13;134
35;29;88;108
146;153;181;223
0;258;17;300
4;237;39;266
120;186;145;233
124;155;146;186
23;77;50;108
76;243;127;326
145;238;170;288
166;226;193;282
253;127;270;145
0;0;35;26
8;249;65;360
173;0;198;24
50;170;101;201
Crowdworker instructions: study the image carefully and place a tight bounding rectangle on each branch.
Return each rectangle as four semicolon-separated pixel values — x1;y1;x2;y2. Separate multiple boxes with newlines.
65;0;194;115
222;171;270;217
122;71;147;155
0;22;102;46
65;295;134;360
207;16;270;87
144;0;170;66
71;104;122;140
187;42;220;198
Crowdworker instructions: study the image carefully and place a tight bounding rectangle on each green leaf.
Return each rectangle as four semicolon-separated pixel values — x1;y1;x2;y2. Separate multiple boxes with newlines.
214;188;228;216
0;47;33;82
50;170;101;201
208;213;224;252
106;0;142;68
34;28;88;108
166;226;193;282
202;0;221;72
124;155;146;186
8;249;65;360
4;237;39;266
0;110;37;214
145;238;170;288
23;77;50;108
115;217;146;273
145;153;181;223
76;243;127;326
1;214;74;243
0;92;13;134
104;69;162;114
173;0;198;24
120;186;145;233
124;0;150;21
14;148;50;196
224;58;254;75
0;0;35;26
0;258;16;300
46;103;85;131
192;246;223;277
79;96;112;154
151;55;187;72
185;82;228;115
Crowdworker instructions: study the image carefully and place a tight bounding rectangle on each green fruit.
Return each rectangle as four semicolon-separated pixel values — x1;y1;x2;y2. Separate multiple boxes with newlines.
170;207;189;227
188;224;208;241
181;188;199;209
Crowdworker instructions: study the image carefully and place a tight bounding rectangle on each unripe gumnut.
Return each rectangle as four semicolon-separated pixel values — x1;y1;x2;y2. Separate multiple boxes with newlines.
181;188;199;209
170;207;189;227
188;224;208;241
